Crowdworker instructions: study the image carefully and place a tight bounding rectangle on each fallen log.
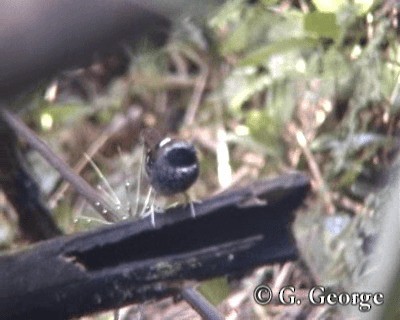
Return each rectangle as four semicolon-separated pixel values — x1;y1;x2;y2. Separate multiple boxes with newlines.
0;173;309;319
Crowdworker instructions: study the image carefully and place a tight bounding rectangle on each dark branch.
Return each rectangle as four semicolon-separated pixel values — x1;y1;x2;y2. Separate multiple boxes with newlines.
181;287;224;320
0;173;310;320
0;108;119;222
0;119;62;240
0;108;225;319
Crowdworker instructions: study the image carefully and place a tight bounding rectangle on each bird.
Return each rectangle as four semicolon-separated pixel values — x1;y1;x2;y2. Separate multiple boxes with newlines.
141;128;199;226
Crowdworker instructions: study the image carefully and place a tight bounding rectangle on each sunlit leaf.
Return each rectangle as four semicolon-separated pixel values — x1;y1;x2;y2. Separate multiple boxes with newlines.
312;0;346;13
354;0;375;16
245;109;282;153
39;104;91;126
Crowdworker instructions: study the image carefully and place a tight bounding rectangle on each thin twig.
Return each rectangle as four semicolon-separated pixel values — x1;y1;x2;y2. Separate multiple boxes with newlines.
181;287;224;320
131;74;199;89
169;48;189;75
294;127;335;214
0;108;119;222
216;127;232;189
49;108;141;208
184;68;208;126
272;262;294;293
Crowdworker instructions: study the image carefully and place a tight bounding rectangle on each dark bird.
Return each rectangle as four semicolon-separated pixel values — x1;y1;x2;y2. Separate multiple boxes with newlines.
142;128;199;222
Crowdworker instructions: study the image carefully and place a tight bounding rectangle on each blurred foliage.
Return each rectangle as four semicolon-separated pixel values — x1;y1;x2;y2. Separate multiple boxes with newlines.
198;277;231;305
2;0;400;318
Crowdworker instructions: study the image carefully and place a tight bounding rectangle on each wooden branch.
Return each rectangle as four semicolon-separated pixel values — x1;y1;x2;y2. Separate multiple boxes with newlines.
0;108;119;222
181;287;224;320
0;173;309;320
0;119;62;240
1;108;225;319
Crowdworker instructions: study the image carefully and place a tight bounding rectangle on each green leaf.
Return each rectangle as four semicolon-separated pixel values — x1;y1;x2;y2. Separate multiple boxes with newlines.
239;37;318;66
260;0;279;4
245;110;281;147
39;103;90;126
304;12;340;40
223;68;272;112
209;0;245;30
312;0;346;13
198;277;230;305
220;7;278;55
354;0;375;16
267;80;297;124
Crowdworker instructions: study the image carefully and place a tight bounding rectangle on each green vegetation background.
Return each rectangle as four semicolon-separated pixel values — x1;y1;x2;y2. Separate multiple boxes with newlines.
2;0;399;318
